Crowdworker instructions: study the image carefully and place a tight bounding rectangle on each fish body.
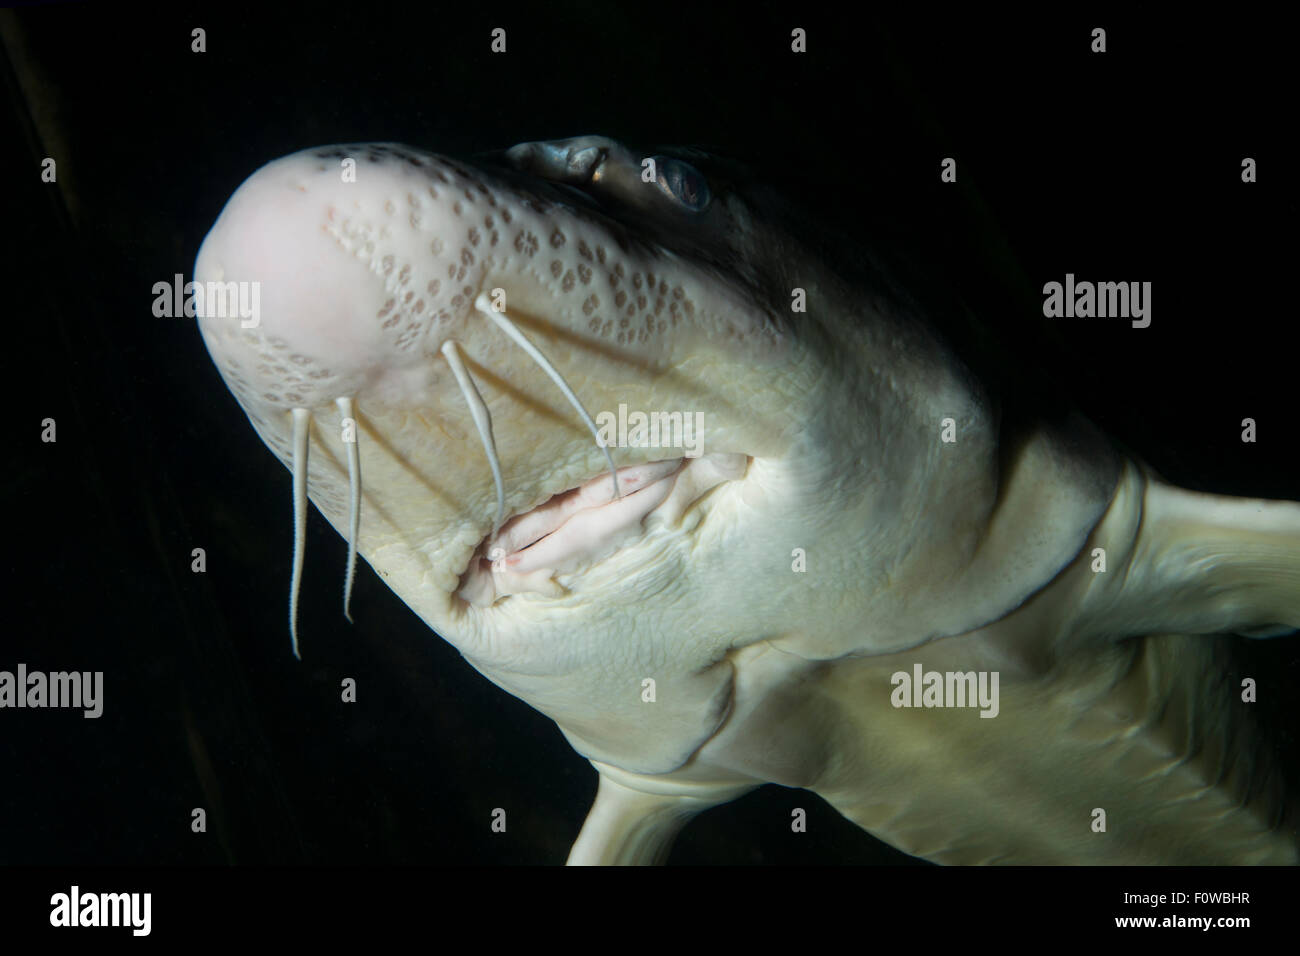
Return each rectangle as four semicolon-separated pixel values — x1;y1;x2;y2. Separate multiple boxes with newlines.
193;137;1300;863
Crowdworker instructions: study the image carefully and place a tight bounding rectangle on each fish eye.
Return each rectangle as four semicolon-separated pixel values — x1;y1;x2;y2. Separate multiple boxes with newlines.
654;157;711;212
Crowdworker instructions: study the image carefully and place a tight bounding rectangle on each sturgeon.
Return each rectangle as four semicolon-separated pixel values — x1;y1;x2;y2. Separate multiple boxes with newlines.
193;136;1300;864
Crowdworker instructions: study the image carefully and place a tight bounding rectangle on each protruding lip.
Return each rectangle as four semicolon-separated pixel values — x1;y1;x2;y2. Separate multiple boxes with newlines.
455;458;686;606
490;459;684;561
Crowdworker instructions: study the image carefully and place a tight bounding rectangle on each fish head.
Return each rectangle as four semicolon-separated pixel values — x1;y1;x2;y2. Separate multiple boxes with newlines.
193;136;1113;777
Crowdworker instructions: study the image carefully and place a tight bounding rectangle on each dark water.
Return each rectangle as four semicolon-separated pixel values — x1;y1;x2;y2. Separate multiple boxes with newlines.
3;4;1296;866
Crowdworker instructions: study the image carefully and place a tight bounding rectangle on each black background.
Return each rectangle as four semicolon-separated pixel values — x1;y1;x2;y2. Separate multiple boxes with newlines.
3;1;1297;875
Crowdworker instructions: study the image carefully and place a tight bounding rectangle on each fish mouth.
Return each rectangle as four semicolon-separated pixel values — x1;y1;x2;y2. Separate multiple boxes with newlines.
455;453;747;607
193;137;777;656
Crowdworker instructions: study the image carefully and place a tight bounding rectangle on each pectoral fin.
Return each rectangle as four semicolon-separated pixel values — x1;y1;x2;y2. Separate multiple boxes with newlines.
1075;462;1300;643
567;763;756;865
